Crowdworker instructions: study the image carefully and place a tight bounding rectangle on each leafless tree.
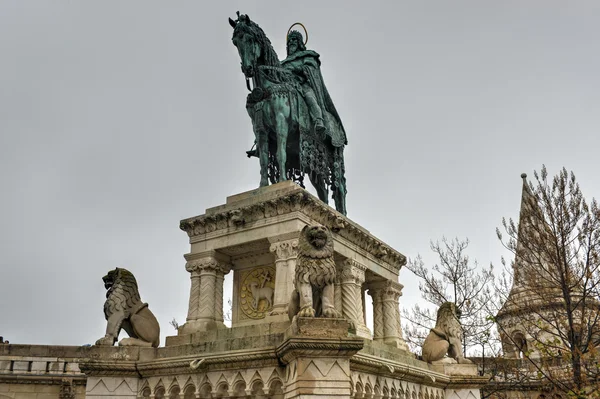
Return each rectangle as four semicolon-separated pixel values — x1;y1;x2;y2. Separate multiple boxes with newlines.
402;237;498;357
495;166;600;398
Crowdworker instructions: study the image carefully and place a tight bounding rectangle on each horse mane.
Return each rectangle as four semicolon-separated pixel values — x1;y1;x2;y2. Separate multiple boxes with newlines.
233;19;294;84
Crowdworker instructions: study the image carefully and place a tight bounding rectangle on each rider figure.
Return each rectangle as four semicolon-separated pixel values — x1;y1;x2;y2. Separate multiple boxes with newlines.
282;31;327;135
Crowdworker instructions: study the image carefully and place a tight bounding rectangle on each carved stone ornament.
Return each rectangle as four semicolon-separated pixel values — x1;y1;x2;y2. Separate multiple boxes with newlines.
288;225;341;319
270;239;299;260
422;302;473;364
94;268;160;348
185;257;230;274
240;266;276;319
180;190;406;272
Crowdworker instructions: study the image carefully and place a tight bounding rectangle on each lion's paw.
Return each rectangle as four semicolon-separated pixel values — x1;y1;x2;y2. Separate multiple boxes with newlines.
95;336;114;346
297;306;316;318
322;307;341;318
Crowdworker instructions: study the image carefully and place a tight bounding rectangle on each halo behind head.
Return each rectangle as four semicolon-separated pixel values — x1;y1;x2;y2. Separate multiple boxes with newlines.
286;22;308;45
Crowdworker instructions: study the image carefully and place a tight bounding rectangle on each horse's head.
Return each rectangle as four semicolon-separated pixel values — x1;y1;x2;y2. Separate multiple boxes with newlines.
229;13;261;78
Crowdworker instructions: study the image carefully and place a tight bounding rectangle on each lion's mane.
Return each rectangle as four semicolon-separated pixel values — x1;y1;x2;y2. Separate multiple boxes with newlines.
433;302;462;340
295;225;336;288
103;268;146;319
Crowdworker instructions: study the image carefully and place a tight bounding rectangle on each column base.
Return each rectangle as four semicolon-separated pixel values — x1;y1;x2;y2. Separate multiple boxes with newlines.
353;324;372;339
178;319;227;335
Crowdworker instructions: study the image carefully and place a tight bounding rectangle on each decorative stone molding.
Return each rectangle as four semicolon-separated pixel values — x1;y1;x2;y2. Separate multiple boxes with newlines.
180;190;406;273
269;239;299;316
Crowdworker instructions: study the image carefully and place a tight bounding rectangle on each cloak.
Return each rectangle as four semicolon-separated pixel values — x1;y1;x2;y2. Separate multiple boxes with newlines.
282;50;347;147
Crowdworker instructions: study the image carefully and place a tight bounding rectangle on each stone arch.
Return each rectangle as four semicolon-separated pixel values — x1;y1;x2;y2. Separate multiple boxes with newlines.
512;331;528;358
355;381;364;398
382;385;390;399
183;384;196;399
154;385;166;399
268;378;284;399
373;384;382;398
365;381;373;397
168;384;181;399
231;380;247;397
198;382;212;399
139;380;151;398
214;381;228;398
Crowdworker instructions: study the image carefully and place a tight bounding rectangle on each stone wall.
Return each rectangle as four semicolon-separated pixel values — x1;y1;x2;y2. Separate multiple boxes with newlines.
0;345;86;398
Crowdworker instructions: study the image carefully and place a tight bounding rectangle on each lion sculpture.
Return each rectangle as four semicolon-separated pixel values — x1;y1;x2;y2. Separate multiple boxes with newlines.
95;268;160;348
421;302;472;364
288;224;341;320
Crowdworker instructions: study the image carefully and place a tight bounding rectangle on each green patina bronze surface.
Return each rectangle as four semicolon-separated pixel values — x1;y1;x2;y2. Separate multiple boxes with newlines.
229;12;348;215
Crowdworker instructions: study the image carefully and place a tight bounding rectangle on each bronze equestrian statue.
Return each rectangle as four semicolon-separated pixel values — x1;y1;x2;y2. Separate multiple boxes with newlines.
229;13;348;215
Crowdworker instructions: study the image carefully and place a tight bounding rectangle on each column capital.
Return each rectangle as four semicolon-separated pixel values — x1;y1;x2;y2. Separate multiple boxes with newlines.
366;280;403;297
338;259;366;284
269;239;299;260
185;256;231;274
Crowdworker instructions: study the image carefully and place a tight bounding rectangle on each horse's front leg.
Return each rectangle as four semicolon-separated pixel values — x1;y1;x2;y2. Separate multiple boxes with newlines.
248;104;269;187
274;98;291;183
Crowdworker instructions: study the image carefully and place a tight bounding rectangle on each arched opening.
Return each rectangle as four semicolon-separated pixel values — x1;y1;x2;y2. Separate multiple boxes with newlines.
154;386;165;399
512;331;528;358
268;379;284;399
169;385;180;399
183;385;196;399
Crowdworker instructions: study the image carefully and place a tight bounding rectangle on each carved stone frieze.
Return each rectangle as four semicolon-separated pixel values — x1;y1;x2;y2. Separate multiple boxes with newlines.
180;190;406;272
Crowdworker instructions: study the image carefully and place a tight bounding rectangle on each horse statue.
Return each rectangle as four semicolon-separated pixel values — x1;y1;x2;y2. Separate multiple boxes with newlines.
229;13;348;215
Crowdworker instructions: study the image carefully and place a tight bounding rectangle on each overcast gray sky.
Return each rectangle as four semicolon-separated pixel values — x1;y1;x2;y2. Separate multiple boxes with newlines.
1;1;599;346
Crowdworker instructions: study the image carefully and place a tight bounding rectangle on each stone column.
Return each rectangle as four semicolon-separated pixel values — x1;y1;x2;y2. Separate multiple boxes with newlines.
214;268;226;326
180;253;231;334
339;259;371;338
367;288;384;342
367;280;408;350
381;282;408;349
269;239;299;316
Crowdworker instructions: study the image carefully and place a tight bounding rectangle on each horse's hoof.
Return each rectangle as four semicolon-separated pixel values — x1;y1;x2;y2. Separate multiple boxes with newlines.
259;180;269;187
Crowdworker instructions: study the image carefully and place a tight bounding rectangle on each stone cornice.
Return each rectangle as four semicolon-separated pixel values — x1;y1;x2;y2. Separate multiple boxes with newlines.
276;336;364;364
79;348;279;378
180;190;406;272
351;353;448;386
0;374;86;386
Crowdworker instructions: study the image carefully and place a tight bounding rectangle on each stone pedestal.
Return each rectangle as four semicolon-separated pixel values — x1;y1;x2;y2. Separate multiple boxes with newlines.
277;318;363;399
176;181;407;339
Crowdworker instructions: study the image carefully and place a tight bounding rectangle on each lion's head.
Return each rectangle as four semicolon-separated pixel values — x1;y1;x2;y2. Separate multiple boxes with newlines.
299;224;334;259
435;302;463;339
102;267;142;318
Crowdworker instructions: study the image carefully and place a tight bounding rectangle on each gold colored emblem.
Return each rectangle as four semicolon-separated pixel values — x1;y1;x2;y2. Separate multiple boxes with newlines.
240;267;275;319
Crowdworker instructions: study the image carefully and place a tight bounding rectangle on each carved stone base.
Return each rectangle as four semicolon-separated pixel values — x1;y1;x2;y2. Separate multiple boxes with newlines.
278;318;363;399
430;362;479;376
